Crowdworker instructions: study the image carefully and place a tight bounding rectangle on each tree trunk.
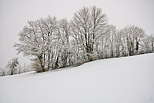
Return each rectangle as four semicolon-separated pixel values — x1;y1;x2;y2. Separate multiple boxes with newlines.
38;55;45;72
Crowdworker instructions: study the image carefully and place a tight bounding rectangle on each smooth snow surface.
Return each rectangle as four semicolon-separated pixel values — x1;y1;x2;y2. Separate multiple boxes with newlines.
0;53;154;103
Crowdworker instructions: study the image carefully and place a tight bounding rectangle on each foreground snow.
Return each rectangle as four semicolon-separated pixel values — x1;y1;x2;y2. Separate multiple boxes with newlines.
0;53;154;103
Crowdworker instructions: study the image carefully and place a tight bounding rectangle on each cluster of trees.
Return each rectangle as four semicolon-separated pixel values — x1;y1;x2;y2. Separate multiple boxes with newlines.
0;58;19;76
2;6;153;75
0;58;32;76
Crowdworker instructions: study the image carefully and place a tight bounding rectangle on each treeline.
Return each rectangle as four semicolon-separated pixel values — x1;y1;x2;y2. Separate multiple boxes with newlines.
14;6;154;72
1;6;153;75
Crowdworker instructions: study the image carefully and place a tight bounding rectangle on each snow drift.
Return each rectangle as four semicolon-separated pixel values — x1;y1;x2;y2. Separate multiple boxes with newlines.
0;53;154;103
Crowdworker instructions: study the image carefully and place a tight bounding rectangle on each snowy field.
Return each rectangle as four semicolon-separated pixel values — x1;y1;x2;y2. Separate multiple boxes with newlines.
0;53;154;103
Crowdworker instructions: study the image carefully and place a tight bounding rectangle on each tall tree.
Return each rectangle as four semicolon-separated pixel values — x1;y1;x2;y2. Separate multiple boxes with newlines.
14;16;58;72
71;6;109;60
121;25;145;56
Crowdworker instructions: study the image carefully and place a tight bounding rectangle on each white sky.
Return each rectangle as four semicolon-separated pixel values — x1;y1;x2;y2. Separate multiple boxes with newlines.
0;0;154;68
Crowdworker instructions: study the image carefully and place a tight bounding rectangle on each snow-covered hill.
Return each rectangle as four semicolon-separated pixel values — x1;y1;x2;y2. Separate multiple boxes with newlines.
0;53;154;103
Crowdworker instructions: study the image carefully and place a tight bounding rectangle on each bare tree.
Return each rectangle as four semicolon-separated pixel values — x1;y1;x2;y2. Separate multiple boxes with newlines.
7;58;19;75
120;25;145;56
14;16;59;72
71;6;109;61
142;35;154;53
58;19;71;67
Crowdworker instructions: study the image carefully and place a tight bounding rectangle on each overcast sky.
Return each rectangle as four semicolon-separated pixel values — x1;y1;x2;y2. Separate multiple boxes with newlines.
0;0;154;68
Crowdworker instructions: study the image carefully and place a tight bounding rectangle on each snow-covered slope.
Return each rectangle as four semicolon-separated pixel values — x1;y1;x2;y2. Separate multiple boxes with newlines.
0;53;154;103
